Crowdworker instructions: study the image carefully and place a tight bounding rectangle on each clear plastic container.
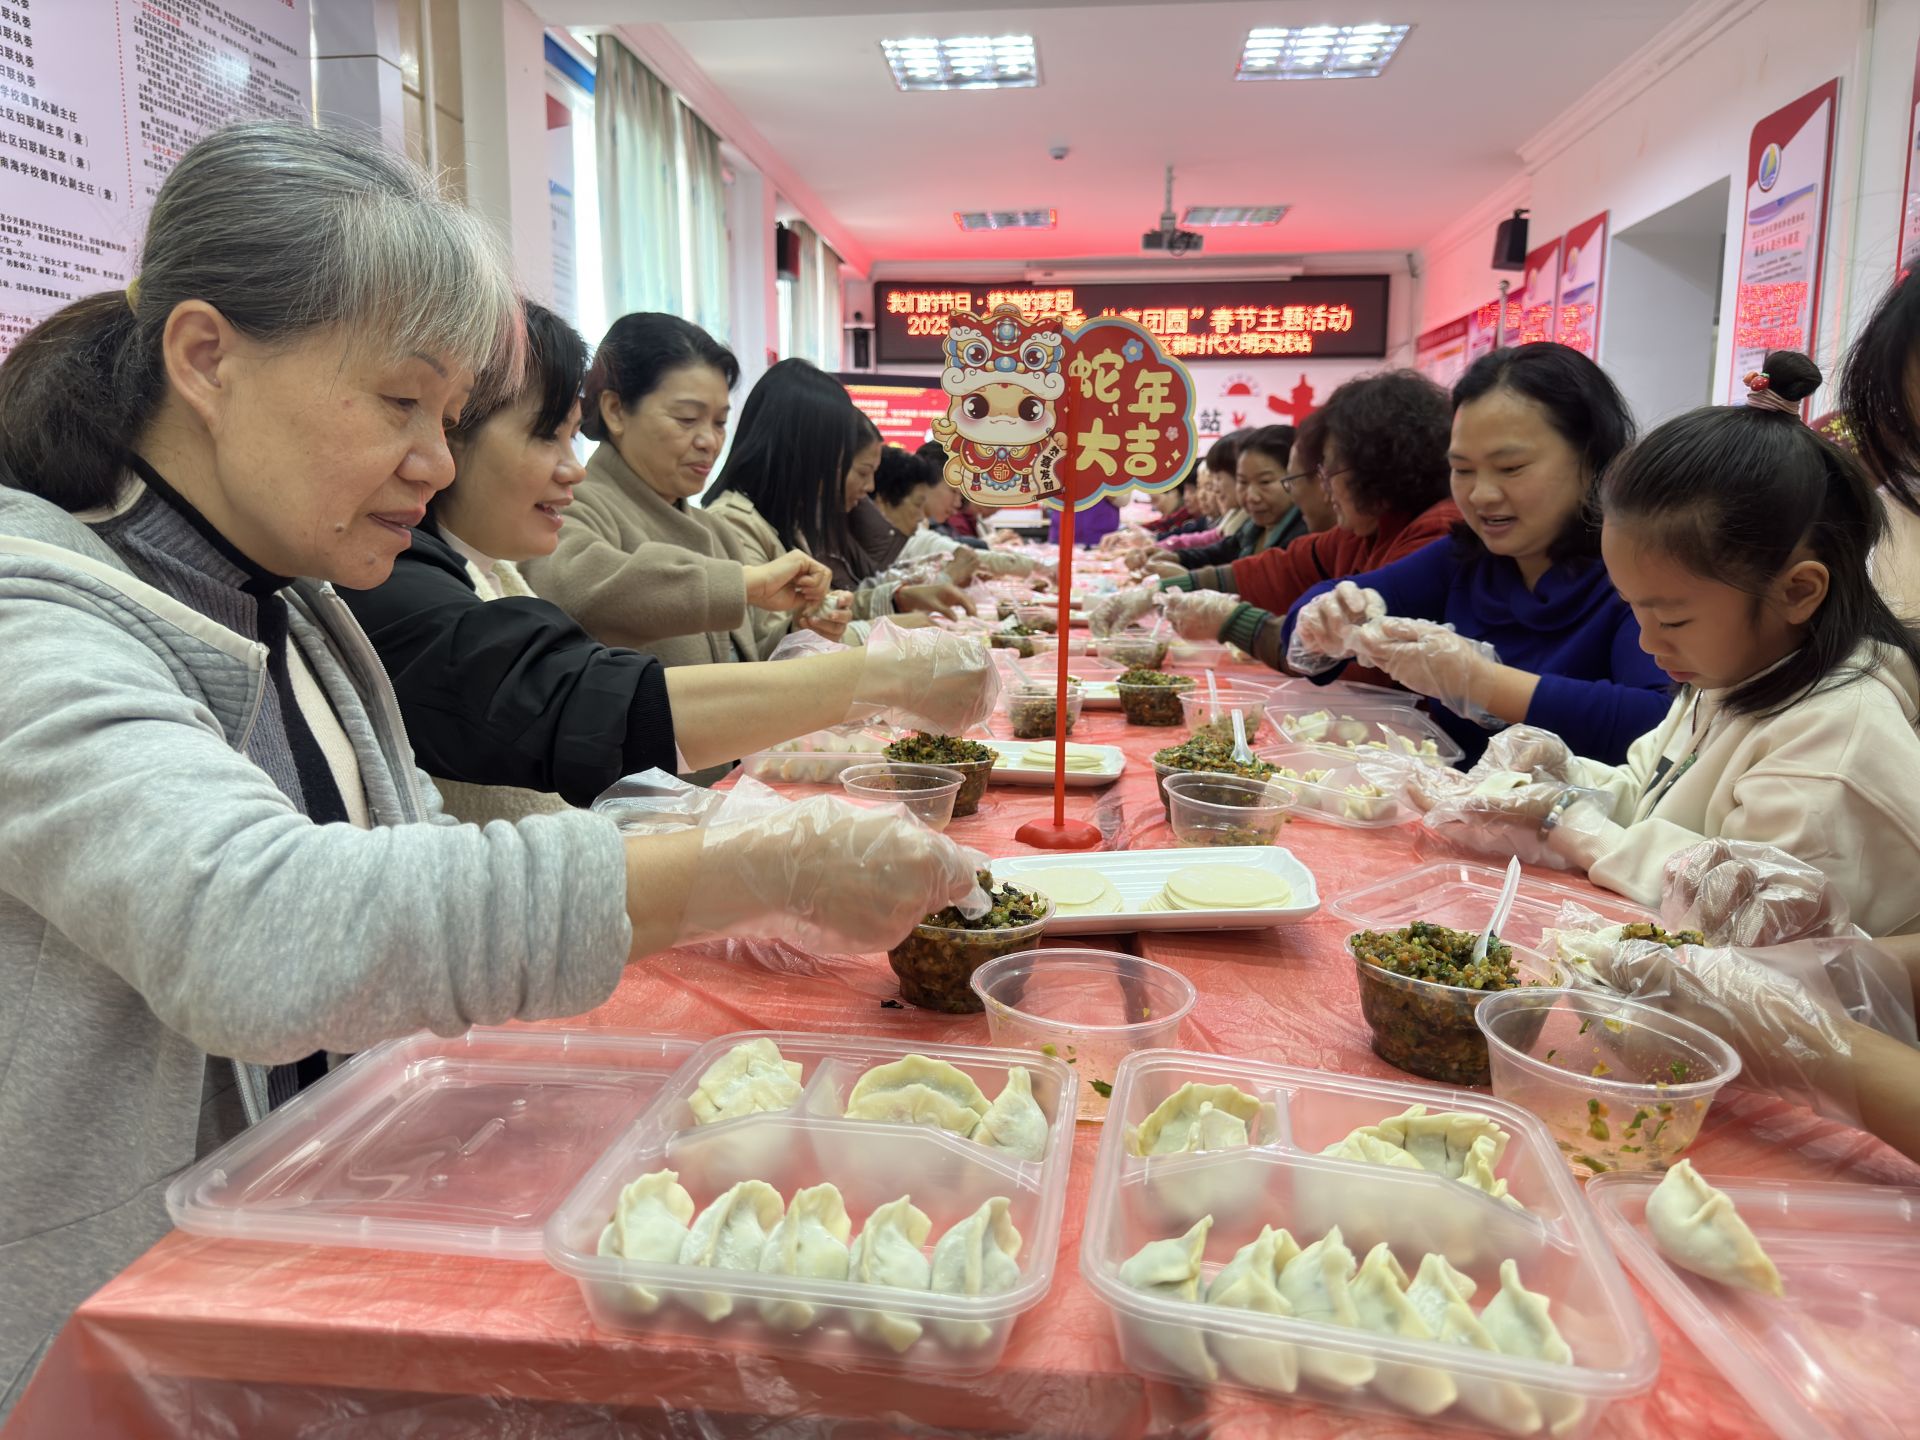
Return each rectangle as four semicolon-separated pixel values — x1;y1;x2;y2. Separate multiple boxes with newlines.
166;1027;698;1258
838;761;963;831
1082;1050;1660;1434
1162;639;1234;670
1260;747;1416;829
971;948;1196;1120
888;895;1056;1013
1165;771;1290;848
1003;681;1084;740
1015;603;1062;633
880;737;994;817
1475;989;1740;1178
989;630;1058;660
1590;1171;1920;1440
1180;688;1274;748
1331;861;1658;954
1116;675;1194;727
1264;703;1466;766
1096;634;1173;670
1348;936;1566;1086
1152;749;1281;822
545;1031;1079;1377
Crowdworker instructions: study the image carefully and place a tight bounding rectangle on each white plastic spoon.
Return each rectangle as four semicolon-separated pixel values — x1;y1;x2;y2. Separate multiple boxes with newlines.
1205;670;1223;724
1473;855;1523;965
1230;709;1256;767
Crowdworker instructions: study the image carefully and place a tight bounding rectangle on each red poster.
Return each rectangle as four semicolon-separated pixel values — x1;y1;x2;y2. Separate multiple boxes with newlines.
1729;79;1840;403
846;381;950;450
1056;317;1196;510
1467;295;1525;360
1556;213;1608;358
1902;44;1920;275
1414;316;1472;389
1517;238;1562;344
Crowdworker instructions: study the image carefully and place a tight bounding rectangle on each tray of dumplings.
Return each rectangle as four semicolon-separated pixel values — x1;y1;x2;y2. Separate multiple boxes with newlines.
1080;1049;1659;1435
543;1032;1079;1375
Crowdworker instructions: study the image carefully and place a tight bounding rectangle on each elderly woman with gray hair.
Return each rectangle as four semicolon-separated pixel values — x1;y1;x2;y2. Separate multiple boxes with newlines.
0;121;987;1413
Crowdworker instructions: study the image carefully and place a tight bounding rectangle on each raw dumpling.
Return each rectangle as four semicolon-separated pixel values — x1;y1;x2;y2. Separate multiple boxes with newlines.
1127;1082;1262;1157
973;1067;1049;1163
1371;1104;1512;1178
754;1182;852;1331
599;1169;695;1314
676;1179;785;1322
1457;1134;1524;1209
1276;1226;1376;1392
845;1054;991;1139
846;1195;934;1353
1204;1225;1301;1394
1405;1253;1542;1436
1646;1160;1783;1297
1349;1242;1456;1417
688;1038;804;1125
1481;1260;1583;1436
930;1196;1024;1349
1321;1130;1426;1171
1118;1215;1217;1382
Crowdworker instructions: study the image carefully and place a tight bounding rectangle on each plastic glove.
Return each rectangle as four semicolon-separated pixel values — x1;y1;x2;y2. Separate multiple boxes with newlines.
795;589;853;644
1286;581;1387;674
1139;554;1186;582
1662;838;1856;947
1088;585;1159;638
848;617;998;734
974;550;1037;577
745;551;834;612
895;582;977;619
680;794;989;952
1162;587;1239;641
1399;759;1475;814
943;547;981;587
1468;725;1577;785
1348;617;1503;727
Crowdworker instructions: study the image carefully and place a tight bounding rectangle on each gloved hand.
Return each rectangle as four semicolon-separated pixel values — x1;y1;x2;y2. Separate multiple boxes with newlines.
745;551;834;612
1162;588;1239;641
849;618;998;734
1139;554;1186;581
974;549;1037;577
1400;759;1474;814
1348;617;1503;727
1662;838;1856;947
1469;725;1578;786
680;794;990;952
895;582;977;619
943;548;981;587
1285;581;1387;674
1099;526;1155;555
1088;585;1159;638
796;589;853;644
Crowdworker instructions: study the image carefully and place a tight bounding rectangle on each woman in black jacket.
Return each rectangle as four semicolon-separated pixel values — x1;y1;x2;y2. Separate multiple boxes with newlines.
343;303;994;818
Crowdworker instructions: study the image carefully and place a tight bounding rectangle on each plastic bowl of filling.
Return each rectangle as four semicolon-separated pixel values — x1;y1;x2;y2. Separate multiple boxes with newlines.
1003;682;1084;741
1151;739;1279;822
1115;671;1195;727
889;886;1055;1013
881;734;995;817
1348;922;1566;1086
1095;635;1171;671
1178;687;1272;748
1476;988;1740;1178
989;630;1058;661
971;948;1196;1119
1164;772;1290;848
838;762;964;831
1015;604;1062;633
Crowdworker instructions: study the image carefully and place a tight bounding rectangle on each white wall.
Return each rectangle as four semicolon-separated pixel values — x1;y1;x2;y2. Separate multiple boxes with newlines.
1418;0;1920;410
1607;180;1729;426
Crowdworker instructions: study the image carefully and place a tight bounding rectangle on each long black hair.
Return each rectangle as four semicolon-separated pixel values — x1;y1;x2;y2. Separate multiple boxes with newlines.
450;300;586;449
874;445;938;507
1317;369;1452;520
702;359;882;564
1234;424;1297;474
1602;351;1920;717
580;312;738;443
1450;343;1635;569
1836;268;1920;516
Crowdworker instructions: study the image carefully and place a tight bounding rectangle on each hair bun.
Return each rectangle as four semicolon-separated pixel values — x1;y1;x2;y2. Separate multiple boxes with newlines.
1760;350;1823;404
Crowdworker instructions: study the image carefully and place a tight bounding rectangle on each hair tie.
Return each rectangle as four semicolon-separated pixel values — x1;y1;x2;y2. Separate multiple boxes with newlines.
1743;370;1801;416
125;276;141;312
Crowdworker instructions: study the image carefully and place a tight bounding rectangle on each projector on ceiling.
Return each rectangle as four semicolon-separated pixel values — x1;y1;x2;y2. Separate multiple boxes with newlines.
1142;226;1204;255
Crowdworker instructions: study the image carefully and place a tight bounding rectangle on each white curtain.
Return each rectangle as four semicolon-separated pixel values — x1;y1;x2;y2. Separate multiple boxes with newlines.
819;237;844;370
679;99;731;345
786;221;842;369
596;36;681;322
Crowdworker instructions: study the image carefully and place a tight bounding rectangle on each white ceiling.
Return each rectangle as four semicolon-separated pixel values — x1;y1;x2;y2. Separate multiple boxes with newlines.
533;0;1696;266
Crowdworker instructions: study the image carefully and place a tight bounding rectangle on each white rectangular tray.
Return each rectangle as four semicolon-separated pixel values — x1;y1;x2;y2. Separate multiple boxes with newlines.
990;846;1319;933
1077;680;1121;708
984;739;1126;787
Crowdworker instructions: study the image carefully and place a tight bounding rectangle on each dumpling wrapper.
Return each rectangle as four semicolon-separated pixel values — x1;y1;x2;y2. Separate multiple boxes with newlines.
1020;867;1125;917
1369;1104;1512;1179
1481;1259;1584;1436
1204;1225;1302;1393
1015;742;1109;772
1646;1159;1783;1297
688;1037;804;1125
677;1179;785;1322
1349;1243;1456;1417
1405;1253;1542;1436
847;1195;935;1353
1117;1215;1217;1382
600;1169;695;1314
1128;1081;1261;1157
755;1182;851;1331
1276;1226;1376;1392
973;1067;1049;1163
930;1196;1024;1349
1163;864;1292;911
846;1054;991;1138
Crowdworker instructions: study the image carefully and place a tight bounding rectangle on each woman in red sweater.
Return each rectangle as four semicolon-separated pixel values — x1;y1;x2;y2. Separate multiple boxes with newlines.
1157;371;1459;669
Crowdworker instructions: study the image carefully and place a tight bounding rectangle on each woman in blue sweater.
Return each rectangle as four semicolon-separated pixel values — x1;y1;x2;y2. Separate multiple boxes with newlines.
1282;344;1671;764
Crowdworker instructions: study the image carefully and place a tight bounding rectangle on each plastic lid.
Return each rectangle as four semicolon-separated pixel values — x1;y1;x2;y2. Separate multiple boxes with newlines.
167;1026;699;1260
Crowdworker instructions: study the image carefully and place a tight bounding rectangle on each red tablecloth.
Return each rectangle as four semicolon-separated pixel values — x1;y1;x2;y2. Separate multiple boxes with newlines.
9;656;1916;1439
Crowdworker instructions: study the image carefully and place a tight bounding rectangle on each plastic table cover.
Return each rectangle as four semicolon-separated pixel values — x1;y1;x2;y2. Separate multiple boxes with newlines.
8;657;1917;1440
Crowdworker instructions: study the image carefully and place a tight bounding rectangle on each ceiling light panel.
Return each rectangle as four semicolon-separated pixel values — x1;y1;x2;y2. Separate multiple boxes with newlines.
883;35;1039;91
1236;24;1411;81
954;209;1058;232
1183;205;1290;227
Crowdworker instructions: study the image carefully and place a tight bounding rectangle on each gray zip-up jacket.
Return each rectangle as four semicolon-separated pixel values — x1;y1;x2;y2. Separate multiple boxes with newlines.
0;484;633;1415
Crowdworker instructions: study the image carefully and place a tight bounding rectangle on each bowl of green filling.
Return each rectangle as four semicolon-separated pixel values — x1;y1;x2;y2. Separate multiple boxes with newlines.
1475;986;1739;1177
1114;668;1194;727
889;873;1054;1013
1151;735;1278;821
884;732;995;816
1348;921;1562;1086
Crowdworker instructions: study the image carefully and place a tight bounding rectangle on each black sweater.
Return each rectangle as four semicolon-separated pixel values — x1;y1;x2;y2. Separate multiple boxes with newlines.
341;522;676;806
